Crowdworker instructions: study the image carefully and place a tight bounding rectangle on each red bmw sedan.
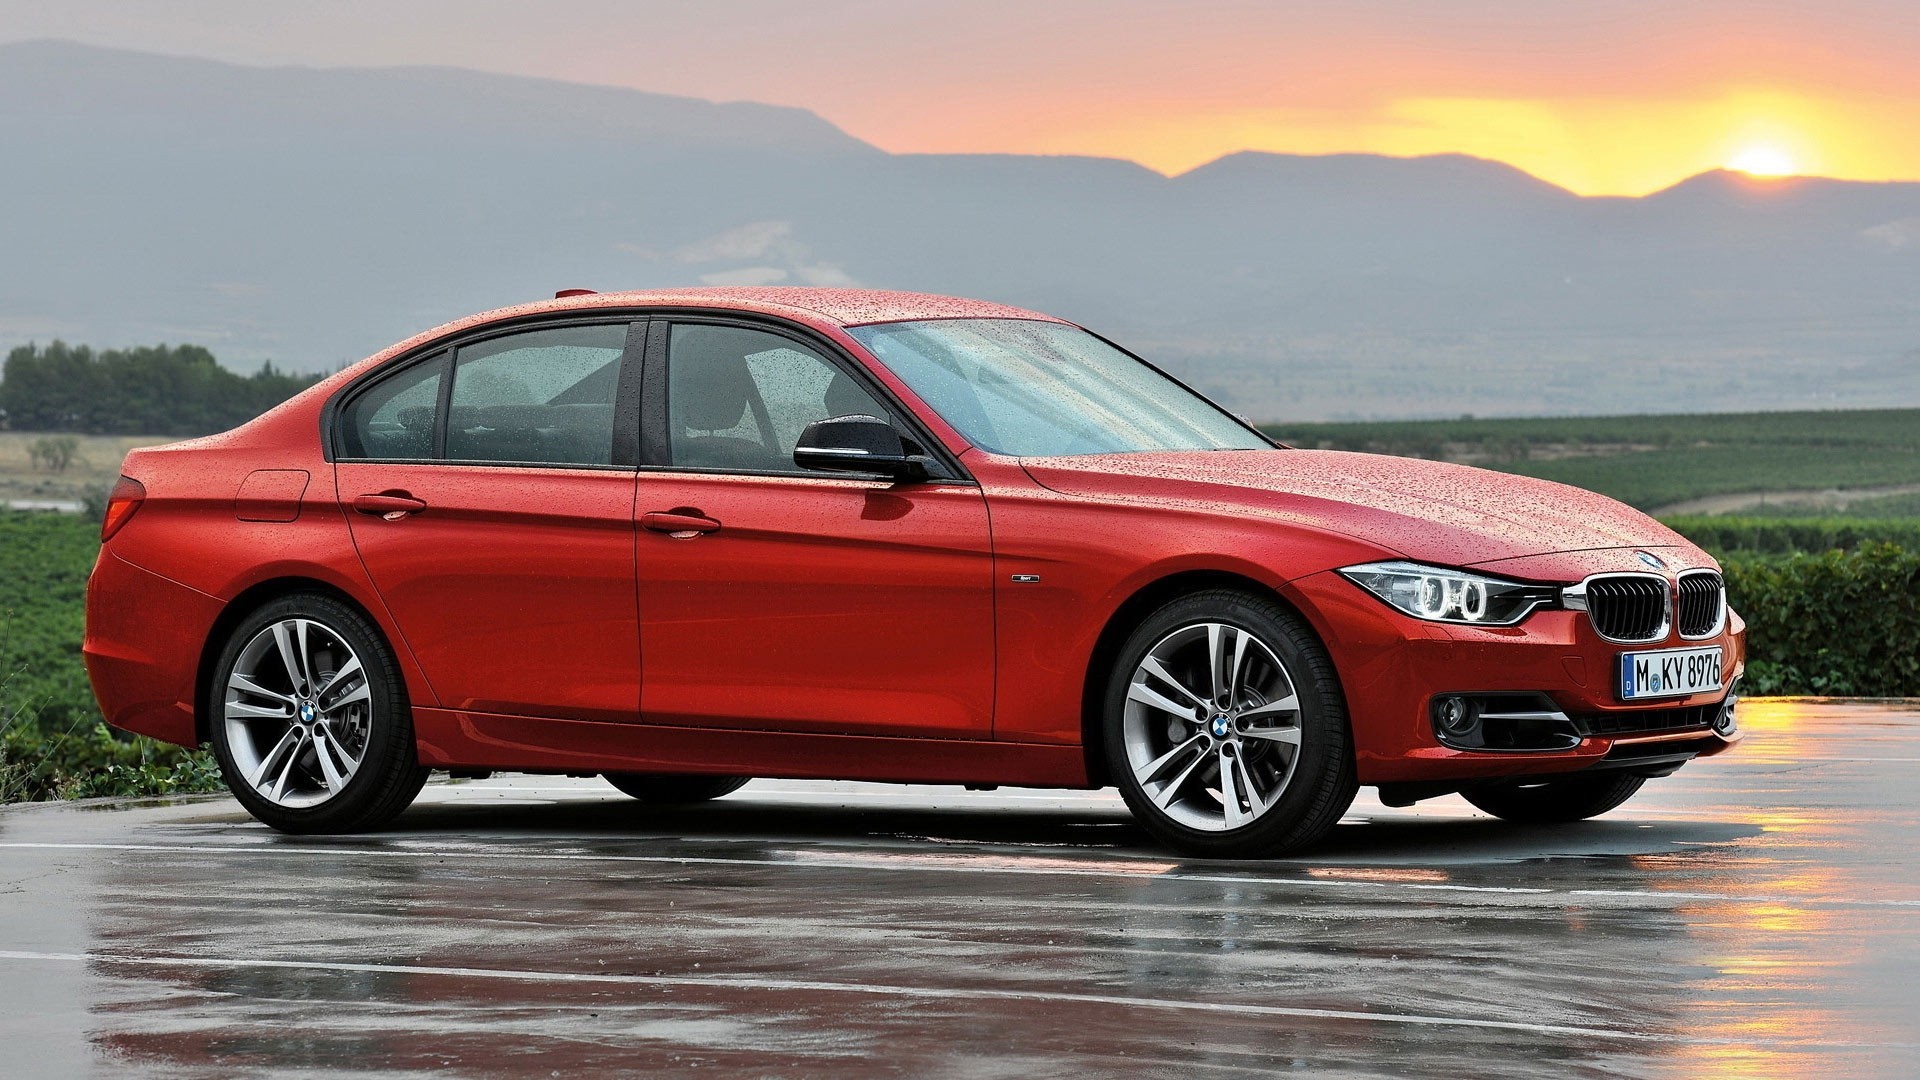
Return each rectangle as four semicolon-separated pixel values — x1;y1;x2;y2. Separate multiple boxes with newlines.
84;288;1743;857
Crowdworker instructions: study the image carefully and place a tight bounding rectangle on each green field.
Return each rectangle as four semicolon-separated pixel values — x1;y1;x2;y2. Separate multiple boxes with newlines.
0;511;218;802
1721;491;1920;519
0;509;96;732
1263;408;1920;512
4;405;1918;803
8;409;1917;516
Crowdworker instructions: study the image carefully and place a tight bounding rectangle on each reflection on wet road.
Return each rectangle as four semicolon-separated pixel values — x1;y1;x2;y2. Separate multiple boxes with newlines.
1;701;1915;1077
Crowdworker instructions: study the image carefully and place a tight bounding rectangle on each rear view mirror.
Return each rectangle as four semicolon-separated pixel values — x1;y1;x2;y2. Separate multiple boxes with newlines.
793;414;931;482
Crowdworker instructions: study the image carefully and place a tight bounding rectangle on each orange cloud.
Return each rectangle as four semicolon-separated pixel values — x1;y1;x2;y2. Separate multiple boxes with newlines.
882;85;1919;196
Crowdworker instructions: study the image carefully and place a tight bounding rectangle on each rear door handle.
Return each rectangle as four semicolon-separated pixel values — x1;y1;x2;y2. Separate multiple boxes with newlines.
353;492;428;520
641;510;721;536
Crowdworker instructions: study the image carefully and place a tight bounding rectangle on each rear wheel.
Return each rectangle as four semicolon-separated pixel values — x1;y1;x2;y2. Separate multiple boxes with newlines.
1462;773;1646;823
208;594;428;833
1103;589;1356;858
604;774;751;804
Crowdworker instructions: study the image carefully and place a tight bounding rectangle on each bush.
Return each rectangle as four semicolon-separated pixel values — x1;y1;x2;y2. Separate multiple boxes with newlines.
1668;516;1920;555
1;721;221;803
1724;544;1920;696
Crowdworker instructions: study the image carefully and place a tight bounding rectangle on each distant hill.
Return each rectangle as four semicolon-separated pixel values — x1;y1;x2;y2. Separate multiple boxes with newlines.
3;40;1918;420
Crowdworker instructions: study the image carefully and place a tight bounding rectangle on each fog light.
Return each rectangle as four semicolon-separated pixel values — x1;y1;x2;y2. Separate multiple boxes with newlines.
1434;695;1477;737
1714;683;1741;736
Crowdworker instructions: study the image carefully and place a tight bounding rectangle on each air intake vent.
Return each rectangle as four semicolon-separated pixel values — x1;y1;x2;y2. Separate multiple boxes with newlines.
1572;701;1722;737
1583;575;1669;643
1677;571;1725;638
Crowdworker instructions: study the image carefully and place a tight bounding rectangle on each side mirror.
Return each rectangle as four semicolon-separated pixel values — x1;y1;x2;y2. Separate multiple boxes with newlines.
793;414;932;482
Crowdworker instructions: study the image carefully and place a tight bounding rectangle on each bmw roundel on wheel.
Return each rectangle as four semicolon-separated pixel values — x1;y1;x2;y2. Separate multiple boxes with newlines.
83;288;1743;856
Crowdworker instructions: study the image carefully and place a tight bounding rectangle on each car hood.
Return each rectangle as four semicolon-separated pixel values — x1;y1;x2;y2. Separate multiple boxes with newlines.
1020;449;1700;571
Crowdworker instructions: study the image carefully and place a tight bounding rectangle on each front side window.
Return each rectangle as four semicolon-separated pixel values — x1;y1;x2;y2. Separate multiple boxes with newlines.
666;324;889;472
847;319;1268;457
446;324;627;466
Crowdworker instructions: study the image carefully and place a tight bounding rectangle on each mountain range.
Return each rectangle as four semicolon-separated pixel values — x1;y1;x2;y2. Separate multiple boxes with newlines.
3;40;1917;420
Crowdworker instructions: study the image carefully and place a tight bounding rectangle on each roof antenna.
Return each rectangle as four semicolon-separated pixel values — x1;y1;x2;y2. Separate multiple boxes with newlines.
554;288;597;298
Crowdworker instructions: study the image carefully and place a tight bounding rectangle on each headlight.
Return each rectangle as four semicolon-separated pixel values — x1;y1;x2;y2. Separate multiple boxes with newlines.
1339;561;1558;626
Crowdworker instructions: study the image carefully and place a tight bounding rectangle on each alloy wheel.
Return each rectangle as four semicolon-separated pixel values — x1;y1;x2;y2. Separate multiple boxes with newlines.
1120;622;1305;832
223;617;372;808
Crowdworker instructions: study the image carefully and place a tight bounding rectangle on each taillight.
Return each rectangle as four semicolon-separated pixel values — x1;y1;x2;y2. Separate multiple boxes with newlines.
101;475;146;542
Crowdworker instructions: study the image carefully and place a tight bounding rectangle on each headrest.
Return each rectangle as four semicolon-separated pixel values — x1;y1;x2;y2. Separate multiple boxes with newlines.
824;372;879;419
674;346;755;431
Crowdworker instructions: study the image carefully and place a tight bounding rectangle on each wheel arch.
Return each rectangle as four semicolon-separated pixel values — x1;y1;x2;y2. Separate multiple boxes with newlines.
193;577;406;747
1078;569;1328;787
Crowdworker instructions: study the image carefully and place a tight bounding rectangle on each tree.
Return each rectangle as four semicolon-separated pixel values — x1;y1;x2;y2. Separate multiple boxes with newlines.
26;435;79;472
0;342;323;435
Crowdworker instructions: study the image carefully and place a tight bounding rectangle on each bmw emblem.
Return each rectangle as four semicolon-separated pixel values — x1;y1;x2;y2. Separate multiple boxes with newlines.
1210;715;1232;738
299;702;316;723
1635;550;1666;571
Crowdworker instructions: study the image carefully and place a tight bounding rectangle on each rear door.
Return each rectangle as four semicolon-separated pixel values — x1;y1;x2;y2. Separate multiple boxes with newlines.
335;319;644;722
633;318;997;738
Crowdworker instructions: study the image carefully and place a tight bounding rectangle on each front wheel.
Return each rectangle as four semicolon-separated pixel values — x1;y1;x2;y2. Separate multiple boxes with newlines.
208;594;428;833
1462;774;1646;823
604;774;751;804
1103;589;1356;858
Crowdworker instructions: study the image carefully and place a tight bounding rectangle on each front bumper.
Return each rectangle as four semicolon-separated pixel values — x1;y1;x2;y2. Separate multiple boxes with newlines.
1289;568;1745;787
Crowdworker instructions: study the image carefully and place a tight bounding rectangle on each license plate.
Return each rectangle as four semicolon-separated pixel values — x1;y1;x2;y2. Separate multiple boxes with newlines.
1618;646;1724;701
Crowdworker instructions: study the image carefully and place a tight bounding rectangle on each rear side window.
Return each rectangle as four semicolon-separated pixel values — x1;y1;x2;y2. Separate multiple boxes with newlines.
446;325;627;466
339;324;631;466
341;354;443;461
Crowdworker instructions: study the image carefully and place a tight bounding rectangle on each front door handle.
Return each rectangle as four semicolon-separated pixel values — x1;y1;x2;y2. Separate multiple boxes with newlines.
641;510;721;537
353;492;428;520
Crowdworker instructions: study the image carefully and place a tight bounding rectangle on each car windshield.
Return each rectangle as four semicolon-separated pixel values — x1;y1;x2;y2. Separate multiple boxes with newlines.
846;319;1271;457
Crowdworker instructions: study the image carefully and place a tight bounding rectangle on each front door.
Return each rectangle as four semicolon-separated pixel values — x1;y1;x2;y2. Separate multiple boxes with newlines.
635;320;995;738
336;320;643;722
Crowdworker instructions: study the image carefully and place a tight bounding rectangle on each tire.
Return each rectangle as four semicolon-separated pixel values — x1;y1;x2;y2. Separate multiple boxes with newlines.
207;593;428;833
1103;589;1357;858
604;774;751;804
1461;773;1646;823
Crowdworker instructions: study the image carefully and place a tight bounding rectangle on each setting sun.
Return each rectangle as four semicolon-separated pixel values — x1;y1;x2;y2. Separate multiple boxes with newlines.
1727;144;1799;177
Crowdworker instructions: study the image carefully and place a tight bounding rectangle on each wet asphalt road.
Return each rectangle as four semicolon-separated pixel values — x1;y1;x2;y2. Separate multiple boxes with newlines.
1;700;1916;1078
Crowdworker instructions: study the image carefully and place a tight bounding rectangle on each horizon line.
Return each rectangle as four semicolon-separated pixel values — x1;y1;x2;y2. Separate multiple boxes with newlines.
9;36;1920;199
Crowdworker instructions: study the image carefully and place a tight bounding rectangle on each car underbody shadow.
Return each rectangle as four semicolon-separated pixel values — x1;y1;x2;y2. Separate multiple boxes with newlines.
338;784;1764;872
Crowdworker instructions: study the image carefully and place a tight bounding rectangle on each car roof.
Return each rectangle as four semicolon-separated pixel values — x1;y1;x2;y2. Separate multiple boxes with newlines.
308;287;1074;407
512;287;1065;328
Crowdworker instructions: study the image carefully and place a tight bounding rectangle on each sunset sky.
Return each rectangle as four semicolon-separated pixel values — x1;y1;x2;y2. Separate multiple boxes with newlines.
5;0;1920;195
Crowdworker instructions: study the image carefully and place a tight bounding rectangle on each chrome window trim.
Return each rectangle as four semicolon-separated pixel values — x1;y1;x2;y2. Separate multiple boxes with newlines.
1676;568;1728;640
1563;571;1672;645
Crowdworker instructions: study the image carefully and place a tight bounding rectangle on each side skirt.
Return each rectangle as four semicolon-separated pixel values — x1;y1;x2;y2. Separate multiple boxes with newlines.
413;708;1095;788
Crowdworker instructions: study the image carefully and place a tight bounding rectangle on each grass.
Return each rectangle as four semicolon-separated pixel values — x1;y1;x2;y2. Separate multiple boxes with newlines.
1262;407;1920;511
